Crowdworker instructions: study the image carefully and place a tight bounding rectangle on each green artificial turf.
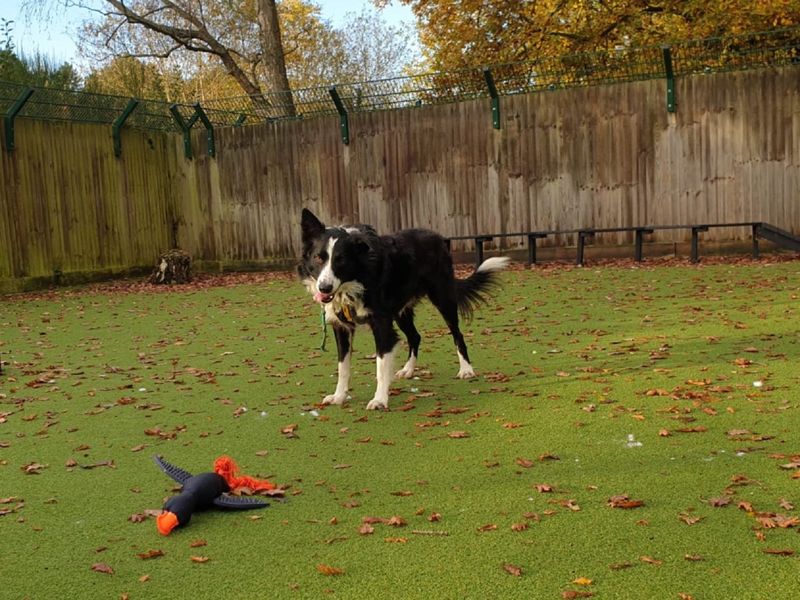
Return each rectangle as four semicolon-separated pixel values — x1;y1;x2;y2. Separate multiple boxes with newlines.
1;257;798;599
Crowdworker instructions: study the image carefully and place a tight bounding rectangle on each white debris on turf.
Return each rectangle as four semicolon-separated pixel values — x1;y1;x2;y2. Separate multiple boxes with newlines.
626;434;642;448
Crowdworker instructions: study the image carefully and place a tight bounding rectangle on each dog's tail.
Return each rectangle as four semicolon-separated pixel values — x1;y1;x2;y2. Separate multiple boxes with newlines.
455;256;511;319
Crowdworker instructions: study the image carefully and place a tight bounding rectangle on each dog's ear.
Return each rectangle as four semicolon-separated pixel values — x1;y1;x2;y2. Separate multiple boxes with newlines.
301;209;325;242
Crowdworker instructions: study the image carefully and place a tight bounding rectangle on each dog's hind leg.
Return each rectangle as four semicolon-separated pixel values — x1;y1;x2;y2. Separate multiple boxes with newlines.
323;324;353;405
366;316;400;410
430;293;476;379
394;308;421;379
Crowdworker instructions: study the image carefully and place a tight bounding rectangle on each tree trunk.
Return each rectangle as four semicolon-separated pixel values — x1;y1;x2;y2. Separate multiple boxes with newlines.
257;0;296;117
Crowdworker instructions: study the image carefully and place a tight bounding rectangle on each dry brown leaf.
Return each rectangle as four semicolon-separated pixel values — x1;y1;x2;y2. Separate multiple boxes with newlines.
515;458;535;468
316;564;344;576
477;523;498;532
189;539;207;548
190;556;210;563
763;548;795;556
503;563;522;577
136;549;165;560
448;431;469;439
572;577;593;586
359;523;375;535
91;563;114;574
608;495;645;509
640;556;662;565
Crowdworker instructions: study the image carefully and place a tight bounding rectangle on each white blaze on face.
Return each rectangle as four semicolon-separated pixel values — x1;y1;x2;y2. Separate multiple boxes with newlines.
316;237;340;294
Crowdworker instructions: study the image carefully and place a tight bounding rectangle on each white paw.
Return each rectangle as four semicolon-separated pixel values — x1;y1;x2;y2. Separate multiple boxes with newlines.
456;366;476;380
365;395;389;411
322;393;347;405
395;366;415;379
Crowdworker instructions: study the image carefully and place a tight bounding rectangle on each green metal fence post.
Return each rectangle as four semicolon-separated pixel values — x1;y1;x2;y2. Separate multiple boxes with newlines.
4;87;34;152
112;99;139;158
328;86;350;145
193;103;215;157
169;104;193;159
662;46;676;113
483;68;501;129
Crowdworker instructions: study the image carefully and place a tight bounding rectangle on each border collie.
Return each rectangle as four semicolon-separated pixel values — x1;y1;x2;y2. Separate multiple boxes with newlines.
298;209;509;410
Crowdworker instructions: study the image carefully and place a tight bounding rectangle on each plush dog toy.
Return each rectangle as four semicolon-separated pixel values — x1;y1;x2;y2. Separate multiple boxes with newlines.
154;455;279;535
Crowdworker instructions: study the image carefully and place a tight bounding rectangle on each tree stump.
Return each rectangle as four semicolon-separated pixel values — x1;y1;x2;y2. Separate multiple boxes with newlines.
150;249;192;284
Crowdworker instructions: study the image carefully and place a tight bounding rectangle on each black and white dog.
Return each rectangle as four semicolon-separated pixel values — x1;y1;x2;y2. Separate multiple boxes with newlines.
298;209;509;410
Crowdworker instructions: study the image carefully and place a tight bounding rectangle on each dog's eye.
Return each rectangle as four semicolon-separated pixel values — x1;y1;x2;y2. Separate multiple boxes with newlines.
313;253;326;265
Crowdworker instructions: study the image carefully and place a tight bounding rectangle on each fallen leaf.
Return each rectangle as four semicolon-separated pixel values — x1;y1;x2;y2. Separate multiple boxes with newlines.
675;426;707;433
639;556;662;565
511;522;529;532
384;537;407;543
477;524;498;532
608;495;645;509
763;548;794;556
138;575;150;583
21;462;47;475
189;539;207;548
316;564;344;576
684;554;704;561
503;563;523;577
679;513;704;525
515;458;535;468
190;556;210;563
708;497;731;507
359;523;375;535
448;431;469;439
91;563;114;575
137;549;165;560
387;516;407;527
572;577;593;585
562;591;594;599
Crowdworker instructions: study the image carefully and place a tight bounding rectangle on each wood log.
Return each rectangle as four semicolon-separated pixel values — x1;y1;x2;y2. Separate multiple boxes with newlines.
150;249;191;284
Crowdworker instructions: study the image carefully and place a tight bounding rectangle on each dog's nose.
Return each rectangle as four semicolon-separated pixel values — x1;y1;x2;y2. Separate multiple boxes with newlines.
318;282;334;294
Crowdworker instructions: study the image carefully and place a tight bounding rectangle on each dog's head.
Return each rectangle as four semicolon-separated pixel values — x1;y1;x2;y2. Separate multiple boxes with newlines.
298;209;374;304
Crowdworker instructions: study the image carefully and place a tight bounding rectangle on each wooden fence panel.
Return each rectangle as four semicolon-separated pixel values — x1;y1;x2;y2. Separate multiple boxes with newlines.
1;66;798;292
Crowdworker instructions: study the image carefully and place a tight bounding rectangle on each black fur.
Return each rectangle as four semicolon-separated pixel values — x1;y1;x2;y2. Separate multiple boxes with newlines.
298;208;507;409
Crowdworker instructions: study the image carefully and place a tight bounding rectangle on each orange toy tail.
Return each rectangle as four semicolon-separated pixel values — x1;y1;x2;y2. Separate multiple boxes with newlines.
213;455;276;493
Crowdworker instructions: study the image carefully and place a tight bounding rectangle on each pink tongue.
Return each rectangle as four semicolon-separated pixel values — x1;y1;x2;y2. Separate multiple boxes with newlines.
313;291;327;303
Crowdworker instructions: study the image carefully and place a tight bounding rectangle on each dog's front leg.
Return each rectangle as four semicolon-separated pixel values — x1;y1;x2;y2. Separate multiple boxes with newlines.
366;316;399;410
322;324;353;406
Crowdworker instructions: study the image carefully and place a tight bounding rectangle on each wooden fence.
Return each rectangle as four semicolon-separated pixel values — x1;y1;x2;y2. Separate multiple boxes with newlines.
1;66;798;292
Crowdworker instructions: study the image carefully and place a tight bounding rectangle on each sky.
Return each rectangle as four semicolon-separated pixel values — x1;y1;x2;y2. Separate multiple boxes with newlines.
1;0;416;66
